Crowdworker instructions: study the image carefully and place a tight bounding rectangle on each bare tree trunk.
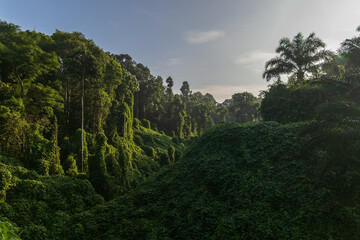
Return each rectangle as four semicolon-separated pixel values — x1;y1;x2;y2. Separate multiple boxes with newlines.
66;80;70;124
54;116;59;161
123;113;126;138
81;72;85;173
68;87;71;124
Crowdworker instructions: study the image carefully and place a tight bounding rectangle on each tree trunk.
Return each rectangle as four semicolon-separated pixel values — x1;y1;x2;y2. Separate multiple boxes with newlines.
66;80;71;125
54;116;59;162
81;72;85;172
123;113;126;138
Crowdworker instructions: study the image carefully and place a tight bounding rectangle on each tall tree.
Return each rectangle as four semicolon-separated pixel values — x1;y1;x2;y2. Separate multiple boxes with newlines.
52;30;108;172
263;32;334;83
114;54;151;119
180;81;191;97
166;76;174;101
166;76;174;88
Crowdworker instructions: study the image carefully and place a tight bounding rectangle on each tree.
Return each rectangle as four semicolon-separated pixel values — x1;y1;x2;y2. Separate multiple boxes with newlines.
229;92;259;123
190;103;214;134
180;81;191;97
263;32;334;83
341;26;360;67
165;76;174;101
52;30;108;172
212;106;229;123
166;76;174;88
260;82;333;123
0;21;60;99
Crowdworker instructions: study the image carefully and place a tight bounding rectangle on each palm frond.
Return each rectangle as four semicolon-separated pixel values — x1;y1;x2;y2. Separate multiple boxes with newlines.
264;32;332;83
263;57;295;81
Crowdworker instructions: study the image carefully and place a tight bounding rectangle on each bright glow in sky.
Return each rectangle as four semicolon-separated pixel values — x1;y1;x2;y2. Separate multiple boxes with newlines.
1;0;360;102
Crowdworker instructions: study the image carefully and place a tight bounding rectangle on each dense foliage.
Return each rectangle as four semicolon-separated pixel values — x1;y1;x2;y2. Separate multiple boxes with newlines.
260;81;339;123
0;156;104;238
48;122;359;239
0;20;190;195
1;19;360;240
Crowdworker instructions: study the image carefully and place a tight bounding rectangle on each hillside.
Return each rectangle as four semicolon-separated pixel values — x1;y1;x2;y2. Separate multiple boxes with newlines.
0;122;184;239
53;122;360;240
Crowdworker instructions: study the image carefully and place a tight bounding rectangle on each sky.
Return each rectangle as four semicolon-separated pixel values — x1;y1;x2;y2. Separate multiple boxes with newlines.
1;0;360;102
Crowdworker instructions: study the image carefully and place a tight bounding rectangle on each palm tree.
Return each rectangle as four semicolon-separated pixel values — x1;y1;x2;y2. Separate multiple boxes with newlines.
263;32;334;83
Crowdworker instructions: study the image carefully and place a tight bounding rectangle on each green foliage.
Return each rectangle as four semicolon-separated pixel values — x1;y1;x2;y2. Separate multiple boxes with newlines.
1;18;360;240
88;132;109;198
174;148;182;162
0;167;12;200
0;155;23;167
0;217;21;240
133;125;183;164
0;98;28;158
25;83;64;122
341;25;360;68
261;82;337;123
133;118;141;130
63;154;78;177
303;72;360;185
167;146;175;163
180;81;191;97
158;152;170;166
221;92;260;123
141;119;151;129
142;146;155;158
26;124;63;175
46;122;357;239
4;19;360;240
0;21;60;99
69;129;89;173
0;161;103;240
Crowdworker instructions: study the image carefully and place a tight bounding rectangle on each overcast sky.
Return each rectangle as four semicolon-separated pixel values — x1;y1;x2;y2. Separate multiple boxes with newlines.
2;0;360;102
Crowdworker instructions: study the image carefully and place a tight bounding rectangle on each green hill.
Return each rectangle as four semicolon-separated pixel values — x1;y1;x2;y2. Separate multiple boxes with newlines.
0;121;184;239
54;122;360;240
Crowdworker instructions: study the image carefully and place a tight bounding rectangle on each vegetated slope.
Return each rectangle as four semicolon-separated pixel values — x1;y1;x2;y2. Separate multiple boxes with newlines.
0;122;184;239
0;158;104;239
56;122;360;240
133;123;182;167
102;120;184;198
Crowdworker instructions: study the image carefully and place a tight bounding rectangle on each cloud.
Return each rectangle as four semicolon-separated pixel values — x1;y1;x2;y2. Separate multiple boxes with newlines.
192;84;268;103
186;30;225;44
166;58;183;66
235;51;276;73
